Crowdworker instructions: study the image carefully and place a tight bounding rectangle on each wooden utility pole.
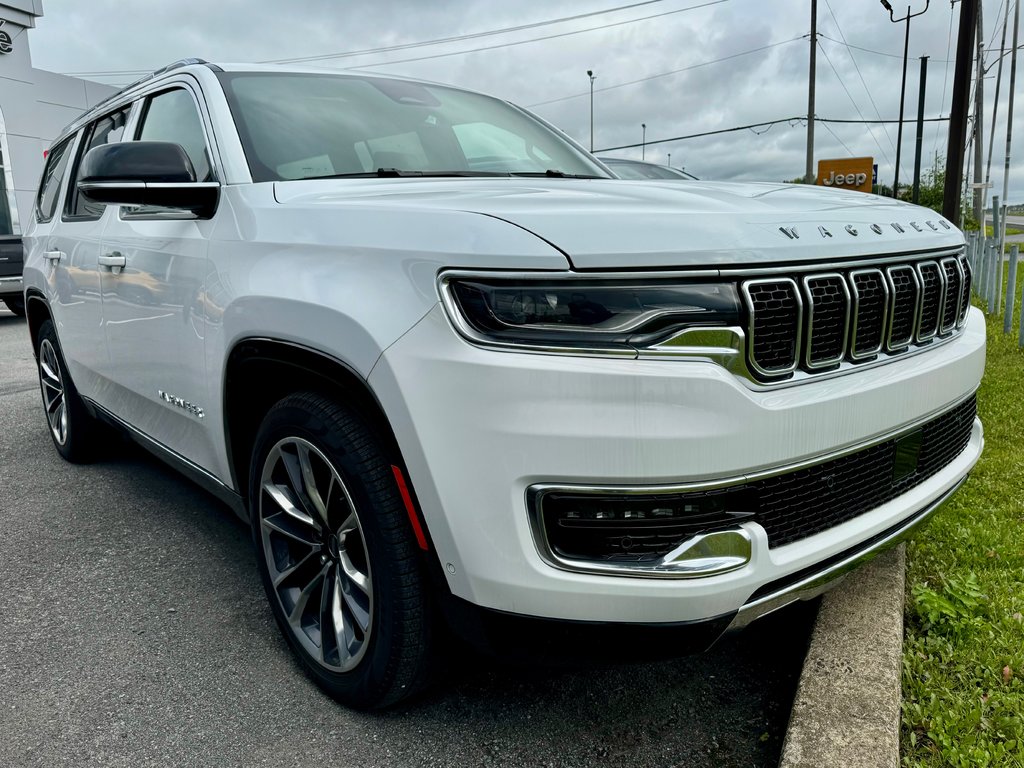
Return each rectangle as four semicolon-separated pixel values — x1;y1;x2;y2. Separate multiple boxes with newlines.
973;2;986;227
805;0;817;183
913;56;928;203
944;0;979;222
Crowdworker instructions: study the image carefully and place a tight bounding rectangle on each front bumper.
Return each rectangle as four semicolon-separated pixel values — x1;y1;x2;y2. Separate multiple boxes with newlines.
369;304;985;624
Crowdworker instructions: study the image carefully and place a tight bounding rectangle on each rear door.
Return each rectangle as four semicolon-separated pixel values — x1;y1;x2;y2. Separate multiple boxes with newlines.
98;83;216;466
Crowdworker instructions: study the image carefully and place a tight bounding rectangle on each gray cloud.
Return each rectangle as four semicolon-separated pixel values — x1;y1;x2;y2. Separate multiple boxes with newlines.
30;0;1023;202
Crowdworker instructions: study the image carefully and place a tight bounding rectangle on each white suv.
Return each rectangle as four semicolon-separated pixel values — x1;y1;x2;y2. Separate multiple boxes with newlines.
23;59;985;709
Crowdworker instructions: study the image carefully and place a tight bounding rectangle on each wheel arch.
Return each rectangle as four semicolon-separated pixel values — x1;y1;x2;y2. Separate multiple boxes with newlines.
24;289;52;355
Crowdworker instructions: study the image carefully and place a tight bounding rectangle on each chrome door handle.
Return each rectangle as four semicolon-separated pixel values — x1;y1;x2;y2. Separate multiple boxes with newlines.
43;250;65;262
98;252;126;269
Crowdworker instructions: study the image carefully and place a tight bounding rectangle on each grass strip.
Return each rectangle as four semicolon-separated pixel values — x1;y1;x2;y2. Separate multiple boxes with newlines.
902;280;1024;767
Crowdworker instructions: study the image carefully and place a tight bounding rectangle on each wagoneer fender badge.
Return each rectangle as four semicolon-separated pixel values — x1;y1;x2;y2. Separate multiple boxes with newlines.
158;390;204;419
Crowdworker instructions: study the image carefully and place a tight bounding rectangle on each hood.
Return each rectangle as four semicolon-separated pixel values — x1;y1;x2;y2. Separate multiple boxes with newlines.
273;178;963;270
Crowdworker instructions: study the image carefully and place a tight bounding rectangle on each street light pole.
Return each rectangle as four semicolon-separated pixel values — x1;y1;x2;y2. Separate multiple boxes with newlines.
668;152;671;166
881;0;930;199
642;123;647;160
587;69;596;152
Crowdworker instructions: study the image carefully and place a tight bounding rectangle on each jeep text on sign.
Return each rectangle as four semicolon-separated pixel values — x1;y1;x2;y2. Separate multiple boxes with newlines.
816;157;874;194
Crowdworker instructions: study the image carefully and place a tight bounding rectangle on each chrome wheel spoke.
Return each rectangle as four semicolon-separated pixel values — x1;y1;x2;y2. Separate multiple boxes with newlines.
38;339;68;445
259;435;374;673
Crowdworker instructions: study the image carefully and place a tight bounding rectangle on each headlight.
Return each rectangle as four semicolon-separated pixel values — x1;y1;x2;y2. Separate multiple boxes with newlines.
442;275;741;353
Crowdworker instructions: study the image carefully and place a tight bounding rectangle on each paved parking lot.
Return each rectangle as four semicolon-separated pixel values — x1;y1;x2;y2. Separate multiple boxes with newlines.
0;308;814;768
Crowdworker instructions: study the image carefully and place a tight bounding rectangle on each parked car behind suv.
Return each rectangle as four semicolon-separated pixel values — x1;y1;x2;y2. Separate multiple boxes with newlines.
23;59;985;709
0;235;25;315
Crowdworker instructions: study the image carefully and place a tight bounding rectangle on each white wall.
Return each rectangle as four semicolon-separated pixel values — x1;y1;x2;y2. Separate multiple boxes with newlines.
0;2;116;235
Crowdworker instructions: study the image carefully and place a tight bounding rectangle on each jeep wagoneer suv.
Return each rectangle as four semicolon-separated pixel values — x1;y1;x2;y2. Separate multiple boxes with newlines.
22;59;984;708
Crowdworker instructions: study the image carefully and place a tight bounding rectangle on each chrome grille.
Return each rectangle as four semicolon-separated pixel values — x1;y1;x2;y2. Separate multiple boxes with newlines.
849;269;888;359
916;261;943;341
802;274;848;369
742;252;969;382
742;279;801;376
885;265;919;350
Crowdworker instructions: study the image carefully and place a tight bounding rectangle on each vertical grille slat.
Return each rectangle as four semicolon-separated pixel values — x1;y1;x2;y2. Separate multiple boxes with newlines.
885;265;919;351
849;269;888;359
957;256;972;326
802;274;849;369
940;258;962;334
916;261;944;341
742;279;802;377
740;251;969;383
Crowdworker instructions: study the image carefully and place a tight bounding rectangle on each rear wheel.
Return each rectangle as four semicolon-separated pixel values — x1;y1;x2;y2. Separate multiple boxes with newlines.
250;392;434;709
3;297;25;316
36;319;101;462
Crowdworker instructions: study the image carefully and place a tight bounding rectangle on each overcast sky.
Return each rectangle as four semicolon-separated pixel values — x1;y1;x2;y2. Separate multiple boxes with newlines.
26;0;1024;205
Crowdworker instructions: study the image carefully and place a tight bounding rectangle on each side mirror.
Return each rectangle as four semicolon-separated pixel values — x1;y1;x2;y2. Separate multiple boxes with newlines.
77;141;219;218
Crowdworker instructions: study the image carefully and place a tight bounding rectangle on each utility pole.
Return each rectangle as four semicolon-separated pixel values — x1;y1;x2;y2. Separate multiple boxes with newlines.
913;56;928;203
999;0;1019;258
806;0;817;184
944;0;979;222
984;0;1011;217
641;123;647;160
973;0;986;227
882;1;930;199
587;70;596;152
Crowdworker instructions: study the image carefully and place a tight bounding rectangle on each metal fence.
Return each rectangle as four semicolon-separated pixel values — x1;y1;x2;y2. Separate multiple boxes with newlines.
964;195;1024;347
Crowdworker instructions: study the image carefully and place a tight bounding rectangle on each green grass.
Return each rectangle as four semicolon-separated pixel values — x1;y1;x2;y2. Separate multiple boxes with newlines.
901;279;1024;767
983;225;1024;237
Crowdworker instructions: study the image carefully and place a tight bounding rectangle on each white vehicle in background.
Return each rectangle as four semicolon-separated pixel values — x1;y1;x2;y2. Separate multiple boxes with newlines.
22;59;984;709
602;156;699;180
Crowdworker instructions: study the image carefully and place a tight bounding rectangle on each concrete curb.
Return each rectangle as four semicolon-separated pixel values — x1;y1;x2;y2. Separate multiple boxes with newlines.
779;544;905;768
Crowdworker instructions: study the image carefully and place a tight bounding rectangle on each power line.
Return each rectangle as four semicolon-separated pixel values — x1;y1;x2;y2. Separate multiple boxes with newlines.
931;6;956;161
817;33;950;62
263;0;670;65
63;0;729;78
342;0;732;70
820;120;856;157
822;0;896;165
816;40;897;175
526;35;807;108
594;114;951;152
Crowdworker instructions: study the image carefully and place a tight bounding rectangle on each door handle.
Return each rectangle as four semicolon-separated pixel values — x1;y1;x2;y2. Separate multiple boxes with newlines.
99;252;126;272
43;250;65;262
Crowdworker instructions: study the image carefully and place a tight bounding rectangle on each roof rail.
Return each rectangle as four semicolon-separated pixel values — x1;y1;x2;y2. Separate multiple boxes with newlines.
82;58;211;120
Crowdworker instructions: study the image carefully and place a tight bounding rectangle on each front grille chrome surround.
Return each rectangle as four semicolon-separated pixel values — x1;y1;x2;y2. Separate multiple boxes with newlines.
801;273;850;370
739;250;969;382
884;265;921;351
915;261;945;342
848;268;889;360
741;278;803;377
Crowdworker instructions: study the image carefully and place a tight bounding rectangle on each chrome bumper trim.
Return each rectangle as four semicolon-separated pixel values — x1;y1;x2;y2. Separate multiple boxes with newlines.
0;275;23;293
726;475;967;631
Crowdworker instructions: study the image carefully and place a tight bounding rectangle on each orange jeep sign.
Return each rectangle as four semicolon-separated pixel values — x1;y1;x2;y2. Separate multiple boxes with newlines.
817;157;873;193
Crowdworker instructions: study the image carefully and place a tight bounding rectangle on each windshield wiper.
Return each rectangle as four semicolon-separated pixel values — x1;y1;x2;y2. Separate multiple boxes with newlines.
509;170;606;179
297;169;512;180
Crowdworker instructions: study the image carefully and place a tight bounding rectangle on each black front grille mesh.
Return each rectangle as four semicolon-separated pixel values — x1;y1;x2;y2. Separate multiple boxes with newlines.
539;396;977;561
744;253;968;381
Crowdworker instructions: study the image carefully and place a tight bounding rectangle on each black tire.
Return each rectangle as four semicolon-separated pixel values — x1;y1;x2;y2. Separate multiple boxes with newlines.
4;296;25;317
36;319;101;462
249;392;434;709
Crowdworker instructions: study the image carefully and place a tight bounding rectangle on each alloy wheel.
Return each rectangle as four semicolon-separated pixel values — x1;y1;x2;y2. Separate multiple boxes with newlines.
258;437;373;672
39;339;68;446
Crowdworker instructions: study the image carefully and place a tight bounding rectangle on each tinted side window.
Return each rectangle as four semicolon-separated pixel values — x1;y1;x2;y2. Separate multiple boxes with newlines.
35;135;75;223
136;89;212;182
66;107;132;220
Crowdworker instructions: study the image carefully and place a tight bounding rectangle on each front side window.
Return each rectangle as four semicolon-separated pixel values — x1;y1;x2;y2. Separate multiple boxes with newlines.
136;88;213;182
36;136;75;223
218;72;608;182
66;107;131;219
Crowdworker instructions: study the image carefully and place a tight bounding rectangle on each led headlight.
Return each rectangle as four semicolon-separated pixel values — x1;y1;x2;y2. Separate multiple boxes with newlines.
442;275;741;353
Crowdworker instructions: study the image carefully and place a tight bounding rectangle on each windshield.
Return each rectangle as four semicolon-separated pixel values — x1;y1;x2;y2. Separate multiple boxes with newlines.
218;72;610;182
604;160;691;181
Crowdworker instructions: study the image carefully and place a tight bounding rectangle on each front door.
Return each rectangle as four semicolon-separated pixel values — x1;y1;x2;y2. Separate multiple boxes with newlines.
99;85;217;468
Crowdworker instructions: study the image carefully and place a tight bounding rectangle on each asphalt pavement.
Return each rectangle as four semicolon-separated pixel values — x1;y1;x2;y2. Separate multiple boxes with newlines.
0;307;815;768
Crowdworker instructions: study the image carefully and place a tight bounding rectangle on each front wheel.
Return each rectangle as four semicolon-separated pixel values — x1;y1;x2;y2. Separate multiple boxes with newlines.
250;392;434;709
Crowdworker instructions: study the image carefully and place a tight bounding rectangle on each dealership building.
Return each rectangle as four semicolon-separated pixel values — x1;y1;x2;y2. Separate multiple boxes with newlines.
0;0;115;240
